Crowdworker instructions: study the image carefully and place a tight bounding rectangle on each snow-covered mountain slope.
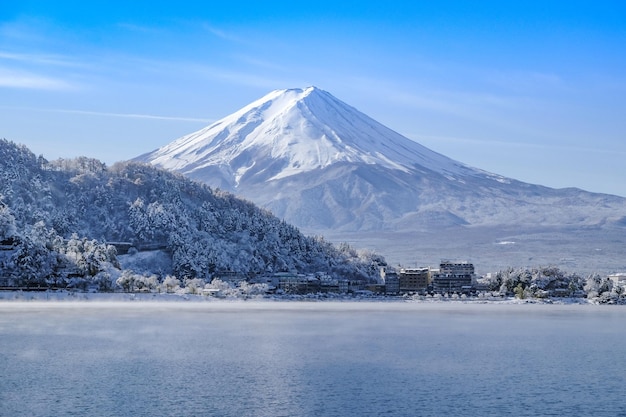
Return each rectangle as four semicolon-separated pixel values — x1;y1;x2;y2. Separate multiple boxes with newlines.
136;87;626;234
138;87;488;185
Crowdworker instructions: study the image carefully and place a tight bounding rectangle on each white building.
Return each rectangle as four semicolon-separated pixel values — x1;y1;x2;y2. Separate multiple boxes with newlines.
379;266;400;294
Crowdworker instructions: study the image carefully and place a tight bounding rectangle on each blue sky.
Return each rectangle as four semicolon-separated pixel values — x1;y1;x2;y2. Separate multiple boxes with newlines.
1;1;625;196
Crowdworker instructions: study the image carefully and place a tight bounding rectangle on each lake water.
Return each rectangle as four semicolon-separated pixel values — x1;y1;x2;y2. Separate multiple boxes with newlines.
1;301;625;417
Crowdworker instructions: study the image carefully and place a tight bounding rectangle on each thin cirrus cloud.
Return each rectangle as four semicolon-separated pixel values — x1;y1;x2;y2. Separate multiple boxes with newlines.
232;54;290;72
0;69;74;90
202;23;248;44
0;49;90;91
0;50;88;68
185;62;294;90
370;83;524;124
20;107;214;123
112;52;294;91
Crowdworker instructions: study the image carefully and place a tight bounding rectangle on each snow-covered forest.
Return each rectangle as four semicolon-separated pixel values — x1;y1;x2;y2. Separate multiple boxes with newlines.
480;265;623;304
0;139;385;291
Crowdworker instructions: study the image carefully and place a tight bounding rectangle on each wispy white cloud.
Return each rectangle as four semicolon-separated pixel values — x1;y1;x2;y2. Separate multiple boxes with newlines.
232;54;289;72
186;62;291;90
104;52;291;90
0;18;50;43
0;50;89;92
56;109;213;123
202;23;245;43
1;105;212;123
0;50;86;68
0;69;74;90
484;69;568;93
348;76;524;121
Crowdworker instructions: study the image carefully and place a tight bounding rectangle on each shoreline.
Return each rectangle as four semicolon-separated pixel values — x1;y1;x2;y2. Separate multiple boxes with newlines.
0;289;601;306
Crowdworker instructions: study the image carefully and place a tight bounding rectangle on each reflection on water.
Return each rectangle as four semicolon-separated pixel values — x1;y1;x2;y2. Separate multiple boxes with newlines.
1;302;625;417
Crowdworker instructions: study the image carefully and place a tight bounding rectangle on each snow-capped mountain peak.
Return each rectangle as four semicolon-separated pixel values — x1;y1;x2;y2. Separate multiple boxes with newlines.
139;86;473;186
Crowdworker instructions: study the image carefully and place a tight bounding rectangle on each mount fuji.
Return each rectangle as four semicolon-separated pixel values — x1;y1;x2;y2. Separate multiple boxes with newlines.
136;87;626;272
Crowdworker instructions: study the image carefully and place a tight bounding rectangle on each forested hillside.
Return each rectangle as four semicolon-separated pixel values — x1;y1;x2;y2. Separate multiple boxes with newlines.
0;139;383;289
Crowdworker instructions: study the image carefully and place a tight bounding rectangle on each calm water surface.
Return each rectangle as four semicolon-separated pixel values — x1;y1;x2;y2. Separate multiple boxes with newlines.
1;301;625;417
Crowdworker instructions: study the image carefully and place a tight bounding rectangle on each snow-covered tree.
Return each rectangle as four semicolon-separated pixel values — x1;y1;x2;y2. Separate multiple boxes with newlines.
0;203;16;240
116;270;138;292
184;278;206;294
160;275;181;293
